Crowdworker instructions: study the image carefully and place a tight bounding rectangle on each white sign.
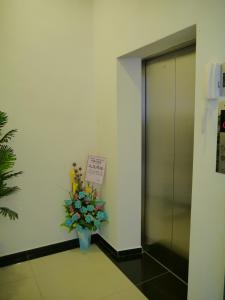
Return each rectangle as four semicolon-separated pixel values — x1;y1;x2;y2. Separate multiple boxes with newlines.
85;155;106;184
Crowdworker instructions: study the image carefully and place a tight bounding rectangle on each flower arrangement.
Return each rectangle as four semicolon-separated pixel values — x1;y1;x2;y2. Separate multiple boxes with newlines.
62;163;107;233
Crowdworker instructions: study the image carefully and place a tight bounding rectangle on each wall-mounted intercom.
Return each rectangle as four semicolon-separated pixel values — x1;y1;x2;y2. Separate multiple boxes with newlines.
206;62;225;100
222;62;225;97
216;99;225;174
207;63;221;100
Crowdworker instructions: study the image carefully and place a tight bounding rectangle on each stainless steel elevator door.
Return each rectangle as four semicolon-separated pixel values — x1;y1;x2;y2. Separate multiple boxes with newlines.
144;48;195;259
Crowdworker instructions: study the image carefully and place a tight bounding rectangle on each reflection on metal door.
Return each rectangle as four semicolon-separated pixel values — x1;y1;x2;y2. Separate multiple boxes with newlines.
144;48;195;269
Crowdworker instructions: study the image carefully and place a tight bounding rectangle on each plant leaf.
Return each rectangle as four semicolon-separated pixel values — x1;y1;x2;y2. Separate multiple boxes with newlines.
0;129;17;144
0;186;20;198
0;111;8;130
0;207;18;220
1;171;23;181
0;145;16;173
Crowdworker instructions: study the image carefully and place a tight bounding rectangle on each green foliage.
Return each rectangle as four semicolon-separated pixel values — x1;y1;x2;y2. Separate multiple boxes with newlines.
0;207;18;220
0;111;22;220
0;111;8;129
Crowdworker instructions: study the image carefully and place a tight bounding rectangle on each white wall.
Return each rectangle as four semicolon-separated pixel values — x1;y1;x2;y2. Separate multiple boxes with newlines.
117;58;142;250
1;1;225;299
0;0;96;255
93;1;225;299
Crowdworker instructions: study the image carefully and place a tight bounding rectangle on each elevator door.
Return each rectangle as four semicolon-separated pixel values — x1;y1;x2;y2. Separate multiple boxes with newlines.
144;48;195;273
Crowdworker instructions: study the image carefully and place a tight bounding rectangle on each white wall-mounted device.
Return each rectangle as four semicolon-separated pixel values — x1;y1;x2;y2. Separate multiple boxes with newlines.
206;63;222;100
222;62;225;97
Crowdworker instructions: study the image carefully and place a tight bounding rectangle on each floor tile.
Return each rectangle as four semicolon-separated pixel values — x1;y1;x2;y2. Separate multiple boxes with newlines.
100;285;148;300
29;247;91;277
0;261;33;286
116;253;167;284
144;244;189;282
0;277;42;300
138;273;187;300
29;244;142;300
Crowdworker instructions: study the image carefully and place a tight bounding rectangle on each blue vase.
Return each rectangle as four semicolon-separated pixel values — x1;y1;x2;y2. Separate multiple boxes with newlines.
77;227;91;251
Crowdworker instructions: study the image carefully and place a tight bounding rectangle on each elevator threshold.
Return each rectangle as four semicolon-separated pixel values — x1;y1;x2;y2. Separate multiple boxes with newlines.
143;243;189;283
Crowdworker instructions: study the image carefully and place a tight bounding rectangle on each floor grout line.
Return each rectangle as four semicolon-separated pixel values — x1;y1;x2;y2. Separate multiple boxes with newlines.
136;271;169;286
143;250;188;286
0;261;36;287
28;261;44;300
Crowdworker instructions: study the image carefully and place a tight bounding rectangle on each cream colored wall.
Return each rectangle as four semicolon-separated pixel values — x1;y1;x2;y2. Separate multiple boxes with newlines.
0;0;96;255
1;1;225;299
93;1;225;299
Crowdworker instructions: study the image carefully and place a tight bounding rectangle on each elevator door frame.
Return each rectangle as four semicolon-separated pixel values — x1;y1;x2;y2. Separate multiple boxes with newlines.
141;45;196;281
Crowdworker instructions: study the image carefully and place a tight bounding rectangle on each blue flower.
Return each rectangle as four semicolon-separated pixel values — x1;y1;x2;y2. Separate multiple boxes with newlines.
96;211;107;221
65;218;73;226
64;199;72;206
79;191;86;199
80;206;87;214
71;214;78;222
94;219;101;228
74;200;82;209
87;205;94;212
85;214;94;223
76;224;83;232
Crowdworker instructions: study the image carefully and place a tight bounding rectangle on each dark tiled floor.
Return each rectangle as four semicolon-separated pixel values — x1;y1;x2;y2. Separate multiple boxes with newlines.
143;243;189;282
95;237;188;300
116;253;167;285
138;273;188;300
115;252;187;300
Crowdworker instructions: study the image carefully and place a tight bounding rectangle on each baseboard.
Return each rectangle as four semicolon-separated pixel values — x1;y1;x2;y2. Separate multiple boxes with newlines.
0;233;142;267
0;238;80;267
93;234;142;261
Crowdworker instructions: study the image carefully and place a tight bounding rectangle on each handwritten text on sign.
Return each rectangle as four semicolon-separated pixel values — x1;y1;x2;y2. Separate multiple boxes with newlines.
85;155;106;184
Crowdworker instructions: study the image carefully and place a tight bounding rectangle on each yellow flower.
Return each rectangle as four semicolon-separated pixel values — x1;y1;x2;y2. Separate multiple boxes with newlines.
69;168;75;184
85;186;92;194
72;182;78;194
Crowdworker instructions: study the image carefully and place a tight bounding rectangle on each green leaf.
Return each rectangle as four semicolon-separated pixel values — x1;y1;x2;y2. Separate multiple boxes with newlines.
0;129;17;144
0;207;18;220
0;186;20;198
0;111;8;130
0;171;23;181
0;111;22;222
0;145;16;173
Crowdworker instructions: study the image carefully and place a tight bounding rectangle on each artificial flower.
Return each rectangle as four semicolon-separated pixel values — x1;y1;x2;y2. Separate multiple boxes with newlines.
95;200;105;206
65;218;73;226
85;214;94;223
72;182;78;194
96;211;107;221
95;205;103;211
70;206;75;213
87;204;94;212
62;163;108;233
65;199;72;206
74;200;82;209
76;224;83;231
94;219;101;228
79;191;86;199
72;214;78;222
71;213;81;222
85;185;92;194
80;206;88;214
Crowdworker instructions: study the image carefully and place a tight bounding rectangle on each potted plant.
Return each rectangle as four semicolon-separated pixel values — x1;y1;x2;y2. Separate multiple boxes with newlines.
0;111;22;220
62;163;107;250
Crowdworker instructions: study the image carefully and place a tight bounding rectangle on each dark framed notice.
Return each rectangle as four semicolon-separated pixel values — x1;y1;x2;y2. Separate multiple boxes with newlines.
216;99;225;173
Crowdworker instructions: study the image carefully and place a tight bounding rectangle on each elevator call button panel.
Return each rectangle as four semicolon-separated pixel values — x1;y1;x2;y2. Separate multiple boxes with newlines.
216;100;225;173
